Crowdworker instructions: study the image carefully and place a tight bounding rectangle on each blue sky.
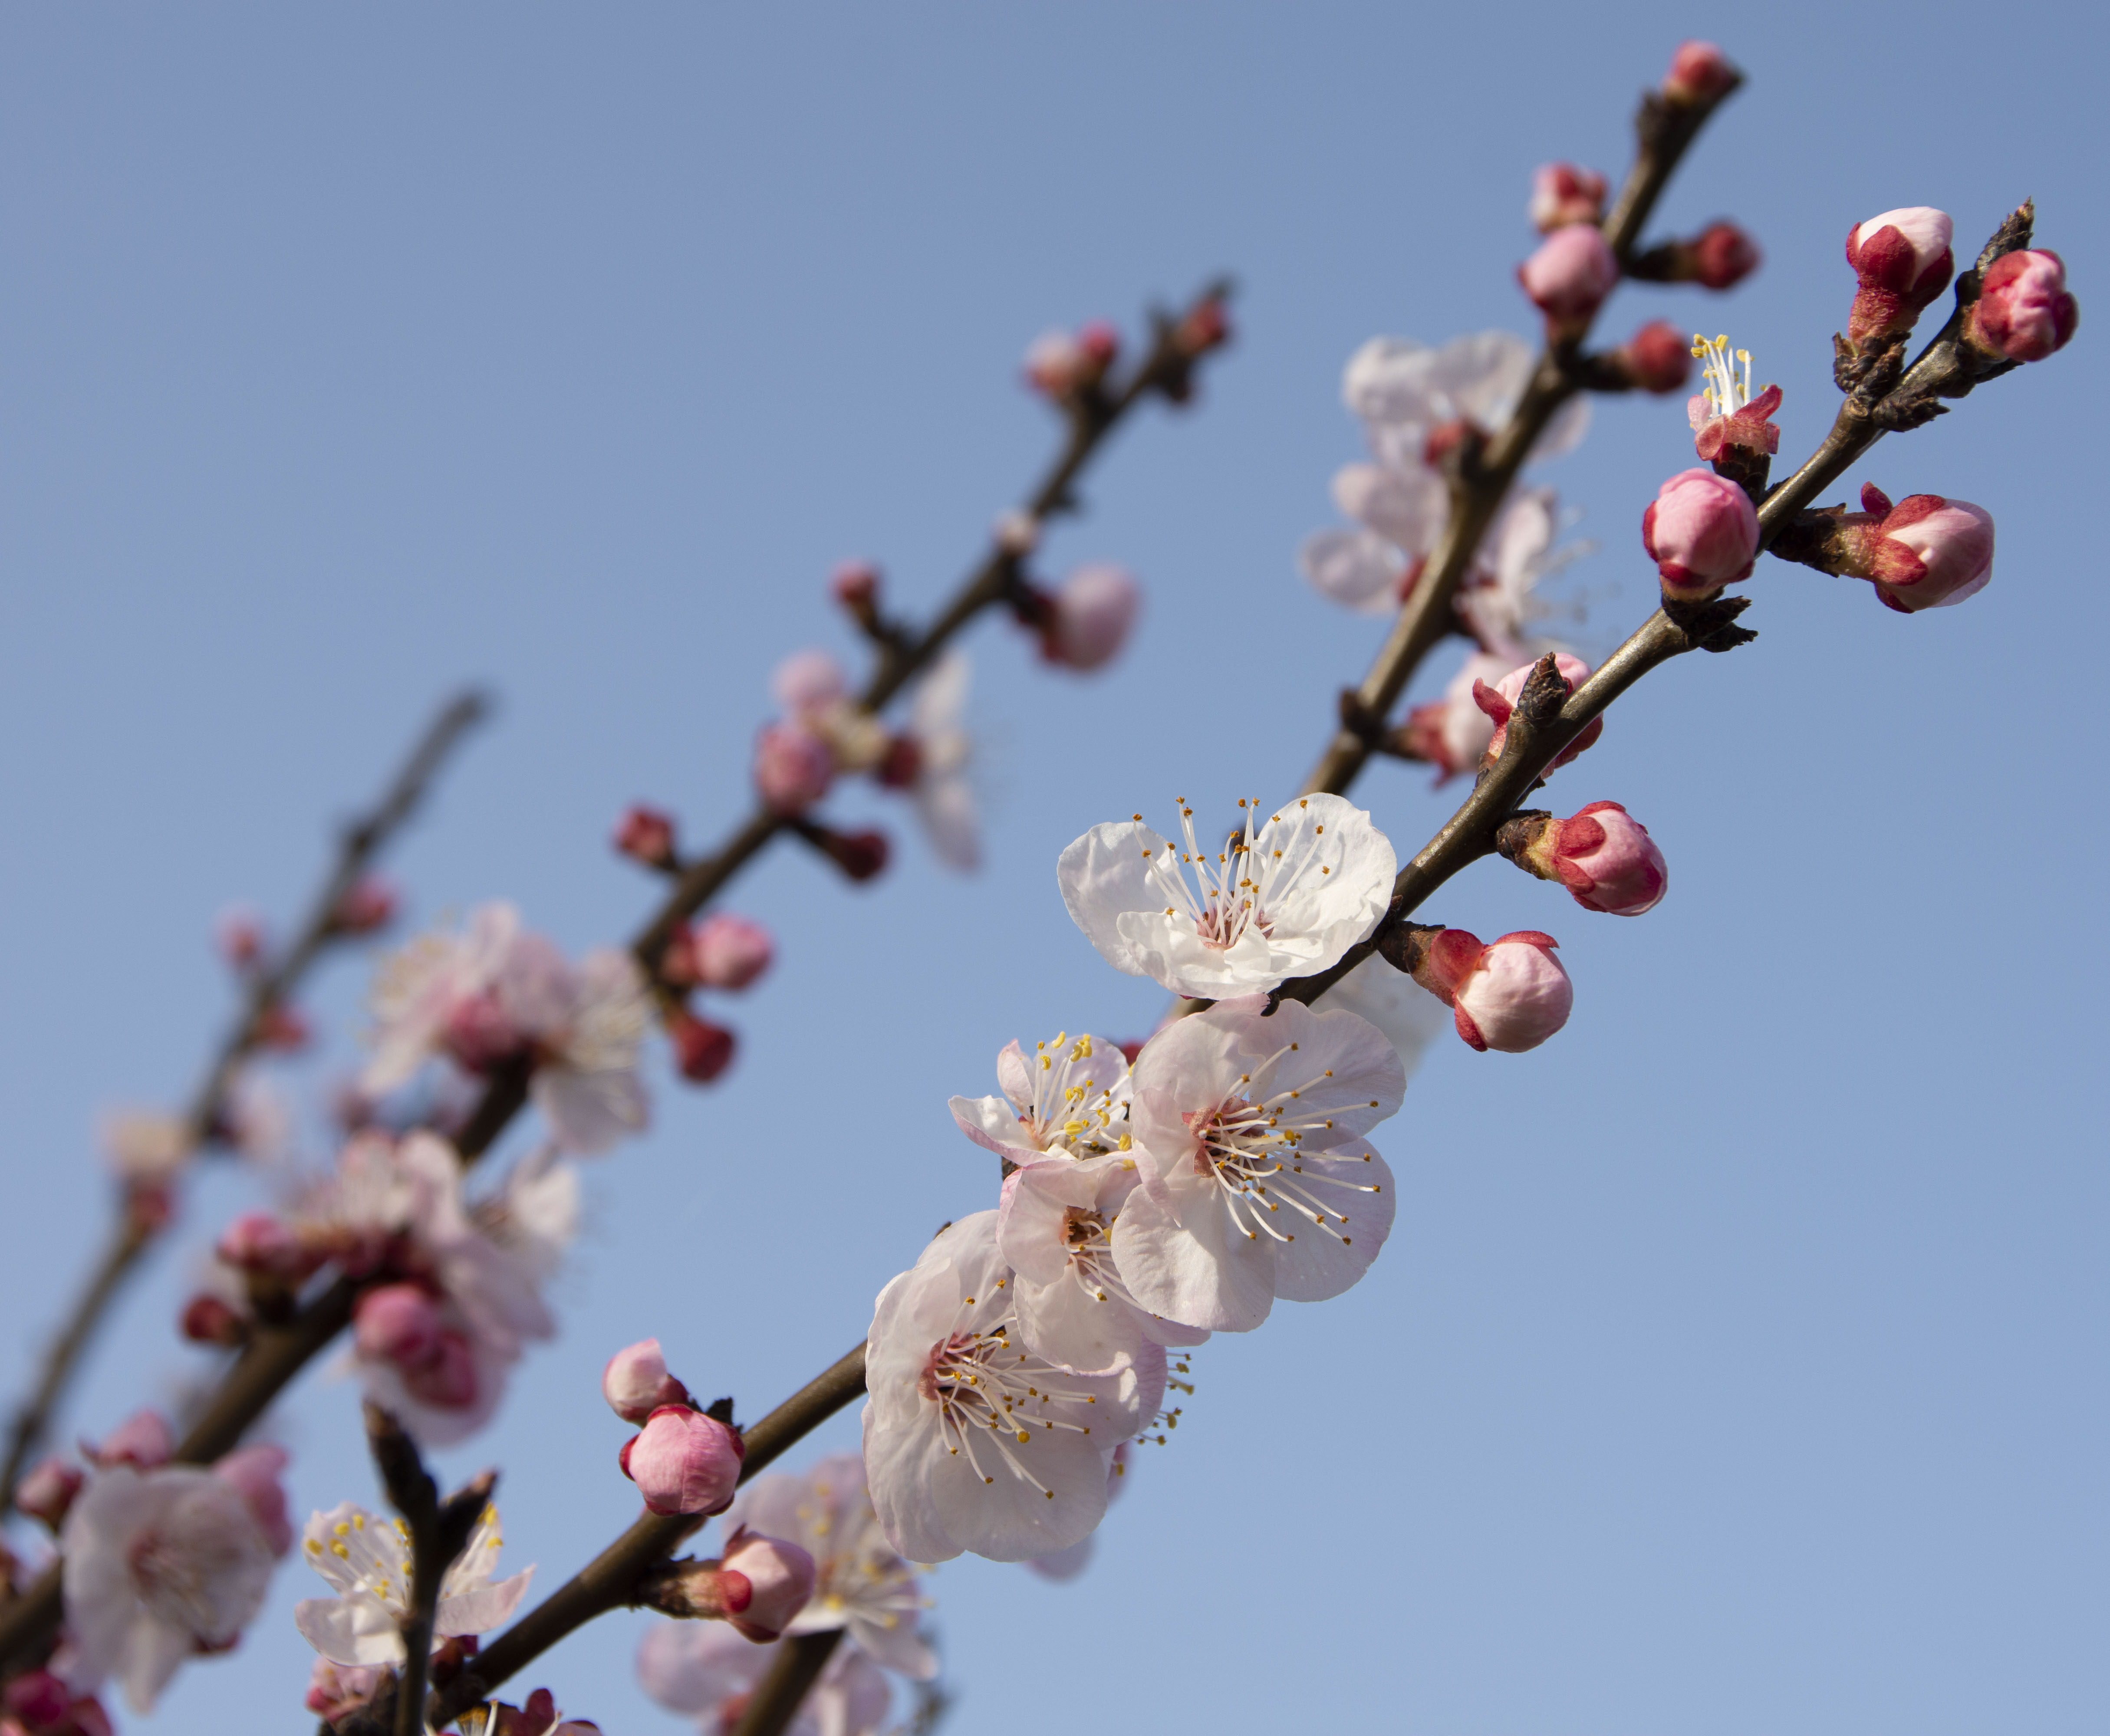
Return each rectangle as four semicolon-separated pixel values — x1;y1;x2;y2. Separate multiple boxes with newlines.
0;4;2103;1733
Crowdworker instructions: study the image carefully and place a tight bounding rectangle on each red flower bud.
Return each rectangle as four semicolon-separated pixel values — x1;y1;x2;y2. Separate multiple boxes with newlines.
180;1292;250;1347
354;1282;445;1368
1692;221;1761;290
1663;39;1738;105
691;913;774;991
620;1405;744;1517
753;723;836;814
1643;467;1759;599
830;559;882;611
1845;207;1954;344
668;1010;737;1084
1528;163;1607;233
1968;249;2079;363
332;876;397;935
1518;225;1620;329
1613;320;1692;394
614;804;678;870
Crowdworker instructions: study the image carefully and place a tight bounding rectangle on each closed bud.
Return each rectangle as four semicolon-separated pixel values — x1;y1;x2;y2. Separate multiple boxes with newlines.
1172;296;1230;360
1967;249;2079;364
614;804;678;870
1692;221;1761;290
1528;163;1607;233
353;1282;445;1368
719;1528;819;1641
215;1210;319;1283
1613;320;1693;393
306;1660;386;1725
994;509;1041;557
874;734;922;789
796;823;889;883
253;1002;311;1052
1643;467;1759;599
1024;324;1116;399
1518;224;1620;330
82;1407;173;1470
602;1337;693;1423
1505;802;1668;915
14;1457;84;1531
619;1404;744;1517
331;876;397;935
214;907;267;971
1845;207;1954;344
1409;927;1573;1053
1810;485;1995;613
753;722;836;814
3;1672;74;1729
1040;564;1141;671
830;559;882;612
180;1292;250;1347
668;1010;737;1084
1663;39;1738;105
691;913;774;991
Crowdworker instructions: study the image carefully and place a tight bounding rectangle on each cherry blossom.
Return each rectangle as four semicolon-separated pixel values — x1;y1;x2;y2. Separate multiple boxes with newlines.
1455;487;1594;660
1311;953;1448;1081
293;1497;533;1667
722;1452;938;1679
862;1212;1160;1564
1059;794;1396;999
1686;333;1780;464
1025;1442;1130;1582
900;653;978;871
639;1622;892;1736
948;1029;1135;1170
1395;651;1513;784
363;903;650;1155
1116;997;1404;1332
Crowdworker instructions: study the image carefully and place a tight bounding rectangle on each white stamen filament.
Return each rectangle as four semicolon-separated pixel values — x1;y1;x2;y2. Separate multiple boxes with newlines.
1187;1042;1382;1246
1691;332;1754;418
923;1295;1104;1498
1140;798;1329;953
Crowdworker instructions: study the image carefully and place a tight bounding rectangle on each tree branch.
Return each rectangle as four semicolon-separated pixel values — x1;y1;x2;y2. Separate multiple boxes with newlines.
730;1631;845;1736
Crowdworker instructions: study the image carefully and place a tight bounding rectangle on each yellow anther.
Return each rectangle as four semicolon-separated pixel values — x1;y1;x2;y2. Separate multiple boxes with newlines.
1063;1121;1087;1137
331;1540;350;1559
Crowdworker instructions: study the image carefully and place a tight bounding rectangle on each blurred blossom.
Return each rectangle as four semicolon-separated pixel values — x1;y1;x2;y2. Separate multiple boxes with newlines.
901;654;978;871
294;1498;533;1666
639;1621;892;1736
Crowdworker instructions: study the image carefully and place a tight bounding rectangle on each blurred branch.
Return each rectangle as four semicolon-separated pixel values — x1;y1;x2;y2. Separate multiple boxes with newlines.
729;1631;844;1736
0;691;487;1513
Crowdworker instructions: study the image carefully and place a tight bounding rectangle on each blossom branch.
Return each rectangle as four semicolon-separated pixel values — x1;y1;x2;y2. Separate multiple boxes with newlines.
729;1631;845;1736
0;690;488;1514
1303;71;1741;798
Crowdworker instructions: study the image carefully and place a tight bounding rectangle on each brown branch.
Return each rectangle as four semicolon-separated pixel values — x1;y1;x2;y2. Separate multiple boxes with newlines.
1298;72;1741;799
0;692;487;1513
730;1631;846;1736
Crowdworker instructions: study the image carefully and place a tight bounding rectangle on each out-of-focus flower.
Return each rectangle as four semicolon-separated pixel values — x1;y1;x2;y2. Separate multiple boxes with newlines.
620;1406;744;1518
1518;225;1620;329
293;1498;533;1667
1612;320;1693;394
180;1292;249;1348
831;559;882;612
1474;654;1604;774
1059;794;1394;1000
862;1212;1159;1565
1643;467;1760;600
949;1030;1134;1170
1663;39;1738;105
214;907;267;971
1393;652;1512;784
688;913;774;991
1024;322;1119;400
603;1338;694;1424
639;1623;892;1736
81;1410;173;1473
754;722;837;814
1528;163;1606;232
1408;927;1574;1053
331;877;397;936
364;904;650;1156
723;1452;938;1678
1508;802;1669;916
667;1010;738;1084
1454;487;1593;661
216;1210;320;1285
614;804;678;870
304;1658;385;1725
897;653;978;871
480;1687;603;1736
1692;221;1761;290
1968;249;2080;363
98;1111;193;1189
16;1457;86;1531
0;1670;110;1736
1038;564;1140;670
1118;998;1403;1332
1846;207;1954;344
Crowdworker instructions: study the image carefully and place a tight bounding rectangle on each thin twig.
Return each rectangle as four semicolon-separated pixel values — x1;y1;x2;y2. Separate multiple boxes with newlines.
0;692;487;1512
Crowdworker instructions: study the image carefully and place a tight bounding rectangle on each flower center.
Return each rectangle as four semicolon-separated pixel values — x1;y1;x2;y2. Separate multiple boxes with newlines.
1141;798;1330;955
1020;1031;1129;1158
916;1292;1104;1497
1182;1048;1384;1247
1691;332;1754;417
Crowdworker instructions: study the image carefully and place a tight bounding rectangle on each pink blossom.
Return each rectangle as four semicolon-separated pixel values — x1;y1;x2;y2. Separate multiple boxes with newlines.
180;1292;248;1347
305;1659;385;1723
639;1623;892;1736
1614;320;1692;394
1847;487;1995;613
949;1029;1136;1170
1846;207;1955;343
1542;802;1668;916
1;1671;109;1736
1643;467;1759;599
900;654;978;871
211;1443;294;1558
613;804;678;869
1397;652;1511;783
215;1210;317;1283
621;1406;744;1517
1040;563;1141;670
484;1688;602;1736
1474;654;1604;775
82;1410;172;1472
16;1457;85;1530
602;1338;693;1424
1412;928;1574;1053
353;1281;445;1367
690;912;774;990
1663;39;1737;104
1969;249;2079;362
831;559;882;610
1528;163;1607;232
1116;998;1404;1332
332;877;397;936
295;1497;534;1667
754;721;836;813
1518;225;1620;328
716;1528;819;1642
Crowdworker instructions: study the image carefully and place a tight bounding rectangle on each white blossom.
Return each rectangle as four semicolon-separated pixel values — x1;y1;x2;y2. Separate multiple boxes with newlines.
293;1498;533;1667
905;653;978;872
948;1029;1134;1170
639;1622;892;1736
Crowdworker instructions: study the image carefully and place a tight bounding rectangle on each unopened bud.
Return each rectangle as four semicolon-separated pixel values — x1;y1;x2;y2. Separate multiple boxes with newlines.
771;649;850;714
1024;326;1115;399
3;1671;74;1728
619;1404;744;1517
1967;249;2079;364
1800;484;1995;613
306;1660;386;1724
875;734;922;790
83;1408;174;1470
797;823;889;883
719;1528;819;1641
753;722;836;814
830;560;882;613
214;907;267;971
1040;564;1141;671
14;1457;84;1531
668;1010;738;1084
1409;927;1573;1053
994;509;1040;557
402;1328;480;1410
691;913;774;991
602;1337;693;1424
1518;224;1620;332
1662;39;1737;105
1503;802;1667;916
180;1292;250;1347
331;877;397;936
1172;297;1230;359
215;1210;318;1283
1472;654;1603;776
1528;163;1606;233
253;1002;310;1052
1845;207;1954;345
1612;320;1693;393
1693;221;1761;290
614;804;678;871
354;1282;445;1368
1643;467;1759;600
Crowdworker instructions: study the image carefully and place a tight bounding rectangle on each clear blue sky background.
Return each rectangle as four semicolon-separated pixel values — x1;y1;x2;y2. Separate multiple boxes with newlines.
1;5;2103;1733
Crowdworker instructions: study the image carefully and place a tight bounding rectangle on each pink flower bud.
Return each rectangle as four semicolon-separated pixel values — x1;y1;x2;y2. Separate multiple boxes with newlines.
354;1282;445;1368
1528;163;1607;233
1041;564;1141;671
1024;325;1115;398
1172;297;1231;359
771;649;849;714
3;1672;73;1729
444;989;528;1072
690;913;774;991
753;722;836;814
719;1527;819;1642
14;1457;84;1530
1518;224;1620;328
614;804;678;870
1548;802;1667;915
1843;487;1995;613
214;907;267;970
619;1404;744;1517
1845;207;1954;343
1693;221;1761;290
215;1210;318;1283
874;734;922;789
668;1010;737;1084
830;559;882;611
332;876;397;935
812;826;889;883
1969;249;2079;363
1643;467;1759;599
1472;654;1603;774
253;1002;310;1052
213;1442;293;1556
1614;320;1693;394
83;1408;173;1470
602;1337;693;1423
403;1328;481;1410
1413;928;1573;1053
180;1292;250;1347
1663;39;1737;104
